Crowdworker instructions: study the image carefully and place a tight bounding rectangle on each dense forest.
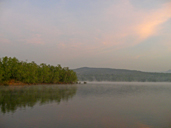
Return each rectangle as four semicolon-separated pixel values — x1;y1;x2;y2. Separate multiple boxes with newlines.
0;56;78;85
74;67;171;82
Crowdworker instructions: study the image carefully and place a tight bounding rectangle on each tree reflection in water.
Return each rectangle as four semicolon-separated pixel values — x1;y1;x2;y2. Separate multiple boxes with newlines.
0;85;77;114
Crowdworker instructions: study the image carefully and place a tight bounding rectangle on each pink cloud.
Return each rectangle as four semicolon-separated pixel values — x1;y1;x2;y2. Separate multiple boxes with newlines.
0;34;11;44
1;0;171;64
25;34;44;45
136;2;171;40
0;37;11;44
98;0;171;48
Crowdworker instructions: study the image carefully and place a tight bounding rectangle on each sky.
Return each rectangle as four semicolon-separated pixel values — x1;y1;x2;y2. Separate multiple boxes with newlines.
0;0;171;72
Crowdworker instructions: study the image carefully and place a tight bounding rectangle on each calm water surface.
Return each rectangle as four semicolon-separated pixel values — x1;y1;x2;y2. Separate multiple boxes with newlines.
0;82;171;128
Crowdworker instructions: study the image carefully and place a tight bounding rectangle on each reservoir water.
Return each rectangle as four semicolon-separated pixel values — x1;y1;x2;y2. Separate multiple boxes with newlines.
0;82;171;128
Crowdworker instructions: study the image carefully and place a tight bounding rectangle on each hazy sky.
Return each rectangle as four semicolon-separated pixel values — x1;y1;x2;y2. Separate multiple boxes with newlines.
0;0;171;72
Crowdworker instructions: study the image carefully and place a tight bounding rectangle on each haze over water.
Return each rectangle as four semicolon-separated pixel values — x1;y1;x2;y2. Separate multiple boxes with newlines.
1;82;171;128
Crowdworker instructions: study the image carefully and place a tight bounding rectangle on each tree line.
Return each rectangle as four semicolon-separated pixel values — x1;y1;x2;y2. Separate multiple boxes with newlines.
77;73;171;82
74;67;171;82
0;56;77;85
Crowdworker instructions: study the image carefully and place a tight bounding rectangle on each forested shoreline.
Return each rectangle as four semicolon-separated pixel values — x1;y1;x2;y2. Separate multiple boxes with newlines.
0;56;78;85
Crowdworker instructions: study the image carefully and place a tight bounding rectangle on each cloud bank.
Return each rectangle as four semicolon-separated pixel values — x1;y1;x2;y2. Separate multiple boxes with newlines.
0;0;171;71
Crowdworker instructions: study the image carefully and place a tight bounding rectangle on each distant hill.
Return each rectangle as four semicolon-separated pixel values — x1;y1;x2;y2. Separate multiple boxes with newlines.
165;70;171;73
73;67;171;82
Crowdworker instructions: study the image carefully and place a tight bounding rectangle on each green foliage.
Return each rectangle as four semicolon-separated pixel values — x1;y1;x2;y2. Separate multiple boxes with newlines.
0;56;78;85
0;59;4;82
1;56;12;81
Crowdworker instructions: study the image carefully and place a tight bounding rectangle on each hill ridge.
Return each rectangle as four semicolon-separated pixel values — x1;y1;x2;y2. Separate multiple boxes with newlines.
73;67;171;82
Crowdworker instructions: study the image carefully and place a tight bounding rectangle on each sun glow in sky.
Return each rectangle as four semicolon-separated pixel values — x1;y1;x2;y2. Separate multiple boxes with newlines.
0;0;171;72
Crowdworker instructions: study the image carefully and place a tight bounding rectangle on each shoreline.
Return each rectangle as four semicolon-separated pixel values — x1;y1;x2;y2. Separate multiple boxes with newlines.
0;79;77;86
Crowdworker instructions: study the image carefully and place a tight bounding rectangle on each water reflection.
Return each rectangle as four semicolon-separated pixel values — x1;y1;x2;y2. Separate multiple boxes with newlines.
1;83;171;128
0;85;77;113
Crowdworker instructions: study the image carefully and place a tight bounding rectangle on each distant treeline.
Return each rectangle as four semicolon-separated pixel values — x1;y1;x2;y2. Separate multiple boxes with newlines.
74;67;171;82
0;56;77;85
